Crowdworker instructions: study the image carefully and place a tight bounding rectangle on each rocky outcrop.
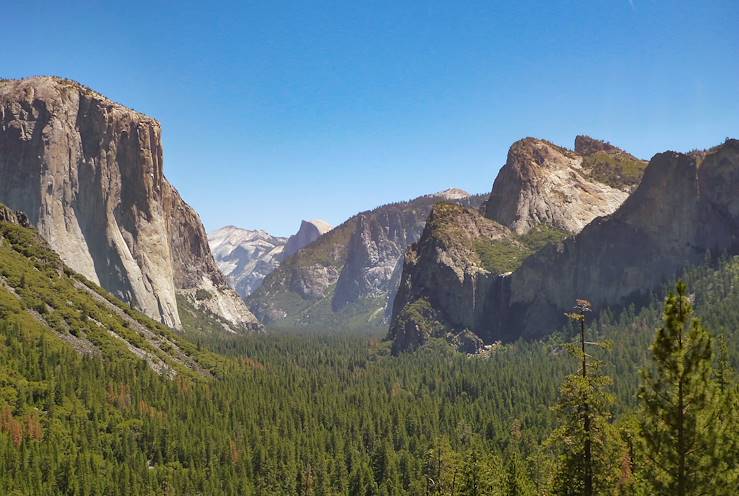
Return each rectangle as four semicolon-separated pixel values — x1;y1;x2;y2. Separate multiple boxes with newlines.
390;135;650;352
282;219;332;259
483;137;643;235
389;138;739;352
247;190;487;331
501;139;739;338
574;135;623;155
332;211;414;312
0;76;260;332
0;204;29;227
388;203;519;353
209;226;288;297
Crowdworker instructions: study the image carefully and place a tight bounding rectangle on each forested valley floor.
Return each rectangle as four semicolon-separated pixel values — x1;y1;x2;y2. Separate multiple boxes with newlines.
1;237;738;494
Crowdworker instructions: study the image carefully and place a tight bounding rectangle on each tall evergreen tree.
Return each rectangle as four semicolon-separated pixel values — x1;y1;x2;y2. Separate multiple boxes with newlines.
548;299;621;496
638;281;718;495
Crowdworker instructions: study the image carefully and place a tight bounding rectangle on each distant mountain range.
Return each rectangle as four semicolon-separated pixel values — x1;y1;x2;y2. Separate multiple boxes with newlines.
208;219;332;298
245;189;486;332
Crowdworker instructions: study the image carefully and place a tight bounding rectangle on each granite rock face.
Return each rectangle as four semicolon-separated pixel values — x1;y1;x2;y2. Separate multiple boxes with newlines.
390;136;649;352
0;76;260;332
388;203;519;353
332;210;415;312
483;137;642;234
247;190;487;331
282;220;332;259
501;140;739;338
389;138;739;352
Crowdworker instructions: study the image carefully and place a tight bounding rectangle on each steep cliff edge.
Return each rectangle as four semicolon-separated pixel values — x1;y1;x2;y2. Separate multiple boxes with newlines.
388;203;520;353
282;219;333;259
390;136;648;352
0;76;260;332
502;139;739;338
390;138;739;352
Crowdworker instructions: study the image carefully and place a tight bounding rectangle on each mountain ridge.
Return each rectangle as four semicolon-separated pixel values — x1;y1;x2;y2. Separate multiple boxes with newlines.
208;219;333;299
389;135;650;351
247;189;487;331
389;137;739;352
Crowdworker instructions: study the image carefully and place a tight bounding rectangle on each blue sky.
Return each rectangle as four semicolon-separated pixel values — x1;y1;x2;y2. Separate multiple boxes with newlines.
2;1;738;236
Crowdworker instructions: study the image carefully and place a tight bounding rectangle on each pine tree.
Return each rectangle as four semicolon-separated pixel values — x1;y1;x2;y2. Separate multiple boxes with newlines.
548;299;621;496
638;281;719;495
714;335;734;395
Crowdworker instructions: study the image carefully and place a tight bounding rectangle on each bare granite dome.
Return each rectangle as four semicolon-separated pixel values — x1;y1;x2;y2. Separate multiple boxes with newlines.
483;137;635;234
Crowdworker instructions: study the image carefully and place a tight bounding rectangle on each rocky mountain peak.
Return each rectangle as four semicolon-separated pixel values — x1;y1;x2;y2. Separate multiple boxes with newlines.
208;226;288;298
306;219;333;234
389;137;739;353
432;188;470;200
282;219;333;259
210;226;282;247
209;218;334;300
483;137;634;235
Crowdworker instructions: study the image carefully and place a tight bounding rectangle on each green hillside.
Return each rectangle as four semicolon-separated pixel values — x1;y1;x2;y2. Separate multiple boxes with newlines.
1;208;737;494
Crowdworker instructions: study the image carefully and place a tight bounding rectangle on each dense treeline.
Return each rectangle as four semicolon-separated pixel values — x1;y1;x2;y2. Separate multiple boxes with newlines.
1;257;738;494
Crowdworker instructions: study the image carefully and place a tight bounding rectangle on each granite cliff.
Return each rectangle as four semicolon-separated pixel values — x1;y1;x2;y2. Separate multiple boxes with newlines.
483;136;644;234
389;203;521;353
501;139;739;339
0;76;260;332
390;136;650;352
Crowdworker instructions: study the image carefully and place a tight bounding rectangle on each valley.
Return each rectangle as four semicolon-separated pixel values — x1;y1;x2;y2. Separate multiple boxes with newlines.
1;20;738;492
2;197;738;492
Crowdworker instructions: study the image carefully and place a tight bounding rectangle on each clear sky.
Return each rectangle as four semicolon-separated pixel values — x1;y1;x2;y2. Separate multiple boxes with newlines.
2;1;738;236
